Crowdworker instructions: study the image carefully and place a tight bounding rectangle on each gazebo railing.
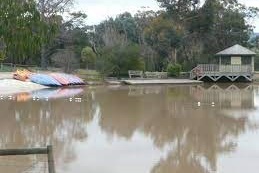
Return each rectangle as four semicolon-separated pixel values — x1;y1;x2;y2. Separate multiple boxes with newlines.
190;64;252;79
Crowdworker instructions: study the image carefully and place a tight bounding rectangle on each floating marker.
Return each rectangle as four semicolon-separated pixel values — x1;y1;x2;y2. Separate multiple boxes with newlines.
198;102;201;107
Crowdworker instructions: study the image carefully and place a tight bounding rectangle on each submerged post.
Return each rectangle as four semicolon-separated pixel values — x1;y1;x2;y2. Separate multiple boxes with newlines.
47;145;56;173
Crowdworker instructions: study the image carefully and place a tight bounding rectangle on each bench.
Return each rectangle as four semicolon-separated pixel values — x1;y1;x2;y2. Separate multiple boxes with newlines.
145;72;168;79
128;70;143;78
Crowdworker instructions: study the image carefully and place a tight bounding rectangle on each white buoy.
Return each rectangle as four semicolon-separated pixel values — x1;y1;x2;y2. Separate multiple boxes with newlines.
198;102;201;107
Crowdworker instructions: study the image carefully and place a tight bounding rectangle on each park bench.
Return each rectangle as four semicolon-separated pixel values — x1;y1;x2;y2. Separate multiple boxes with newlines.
128;70;144;78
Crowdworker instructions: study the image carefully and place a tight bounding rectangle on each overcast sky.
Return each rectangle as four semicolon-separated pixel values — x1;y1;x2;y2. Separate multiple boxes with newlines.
75;0;259;32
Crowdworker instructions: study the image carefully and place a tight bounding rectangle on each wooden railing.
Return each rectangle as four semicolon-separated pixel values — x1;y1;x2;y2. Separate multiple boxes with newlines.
190;64;252;79
0;145;55;173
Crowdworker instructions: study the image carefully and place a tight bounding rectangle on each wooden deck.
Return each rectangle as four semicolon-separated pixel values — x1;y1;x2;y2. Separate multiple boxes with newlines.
190;64;253;82
123;79;203;85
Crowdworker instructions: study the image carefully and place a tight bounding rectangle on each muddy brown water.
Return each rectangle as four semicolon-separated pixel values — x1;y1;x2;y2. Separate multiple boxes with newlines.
0;84;259;173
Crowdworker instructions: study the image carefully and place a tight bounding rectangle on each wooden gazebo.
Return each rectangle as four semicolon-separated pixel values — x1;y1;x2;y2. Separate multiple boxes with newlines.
190;44;256;82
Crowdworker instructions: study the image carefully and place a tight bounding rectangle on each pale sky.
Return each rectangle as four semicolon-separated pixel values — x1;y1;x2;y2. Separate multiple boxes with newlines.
75;0;259;32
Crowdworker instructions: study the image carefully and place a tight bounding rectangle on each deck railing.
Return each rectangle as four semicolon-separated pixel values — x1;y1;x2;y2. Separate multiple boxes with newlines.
190;64;252;79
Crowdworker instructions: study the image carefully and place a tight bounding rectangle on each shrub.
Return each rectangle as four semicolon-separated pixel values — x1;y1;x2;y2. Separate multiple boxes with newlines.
97;44;145;77
167;63;182;77
0;51;5;62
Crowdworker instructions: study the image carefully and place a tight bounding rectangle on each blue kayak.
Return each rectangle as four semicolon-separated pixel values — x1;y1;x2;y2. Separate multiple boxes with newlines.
30;74;62;86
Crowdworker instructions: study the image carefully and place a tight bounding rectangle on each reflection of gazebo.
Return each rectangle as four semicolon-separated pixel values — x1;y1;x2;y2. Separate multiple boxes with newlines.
190;84;255;110
190;44;257;82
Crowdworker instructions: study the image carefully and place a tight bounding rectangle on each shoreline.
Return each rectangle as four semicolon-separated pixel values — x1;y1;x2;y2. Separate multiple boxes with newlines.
0;79;48;96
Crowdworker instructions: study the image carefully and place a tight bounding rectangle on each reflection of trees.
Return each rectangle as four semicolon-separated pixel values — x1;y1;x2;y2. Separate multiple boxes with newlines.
0;91;95;164
97;87;167;139
96;85;255;173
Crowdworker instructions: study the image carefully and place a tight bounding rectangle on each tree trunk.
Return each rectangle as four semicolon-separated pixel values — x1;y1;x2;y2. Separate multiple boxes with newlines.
171;48;177;64
174;48;177;64
41;46;47;69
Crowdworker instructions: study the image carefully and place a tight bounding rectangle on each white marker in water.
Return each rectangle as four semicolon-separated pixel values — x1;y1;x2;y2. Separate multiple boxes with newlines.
198;102;201;107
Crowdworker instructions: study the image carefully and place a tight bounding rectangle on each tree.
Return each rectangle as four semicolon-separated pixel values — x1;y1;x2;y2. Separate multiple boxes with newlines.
0;0;46;64
51;48;78;73
152;0;259;71
97;44;145;77
0;39;6;62
36;0;75;68
144;15;183;69
81;47;97;69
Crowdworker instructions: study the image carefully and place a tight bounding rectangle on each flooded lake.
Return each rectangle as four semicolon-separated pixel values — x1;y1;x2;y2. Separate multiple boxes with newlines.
0;84;259;173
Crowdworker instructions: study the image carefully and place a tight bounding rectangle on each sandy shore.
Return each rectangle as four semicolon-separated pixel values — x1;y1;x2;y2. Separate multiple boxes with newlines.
0;72;13;80
0;79;48;96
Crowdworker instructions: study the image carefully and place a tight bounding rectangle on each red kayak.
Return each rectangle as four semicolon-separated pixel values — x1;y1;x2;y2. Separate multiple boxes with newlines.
50;73;70;86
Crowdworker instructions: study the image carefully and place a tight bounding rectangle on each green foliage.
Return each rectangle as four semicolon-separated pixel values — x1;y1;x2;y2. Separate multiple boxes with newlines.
81;46;97;69
97;44;145;77
167;63;182;77
0;51;5;62
144;15;183;66
0;0;258;74
0;0;48;64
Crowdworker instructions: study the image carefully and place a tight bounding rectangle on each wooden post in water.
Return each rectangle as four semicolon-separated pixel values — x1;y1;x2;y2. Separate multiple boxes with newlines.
47;145;56;173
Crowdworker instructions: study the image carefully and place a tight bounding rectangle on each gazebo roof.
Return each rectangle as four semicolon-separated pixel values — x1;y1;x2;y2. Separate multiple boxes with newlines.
216;44;256;56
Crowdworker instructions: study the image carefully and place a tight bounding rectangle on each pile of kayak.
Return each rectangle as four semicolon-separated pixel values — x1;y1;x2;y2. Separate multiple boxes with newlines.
13;70;85;87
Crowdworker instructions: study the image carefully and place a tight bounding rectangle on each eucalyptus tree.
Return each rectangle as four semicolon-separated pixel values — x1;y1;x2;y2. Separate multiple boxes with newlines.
153;0;258;70
36;0;75;68
0;0;47;64
144;14;183;69
81;46;97;69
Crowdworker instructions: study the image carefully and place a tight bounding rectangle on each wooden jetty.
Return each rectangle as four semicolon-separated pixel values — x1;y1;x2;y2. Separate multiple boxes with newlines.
190;44;257;82
123;79;203;85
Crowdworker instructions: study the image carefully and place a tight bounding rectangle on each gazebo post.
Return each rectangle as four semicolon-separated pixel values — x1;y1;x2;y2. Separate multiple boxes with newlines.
252;56;254;73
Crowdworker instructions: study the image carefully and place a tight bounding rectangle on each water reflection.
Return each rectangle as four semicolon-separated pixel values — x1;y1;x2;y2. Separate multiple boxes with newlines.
0;84;258;173
1;87;84;102
0;88;95;171
95;84;258;173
